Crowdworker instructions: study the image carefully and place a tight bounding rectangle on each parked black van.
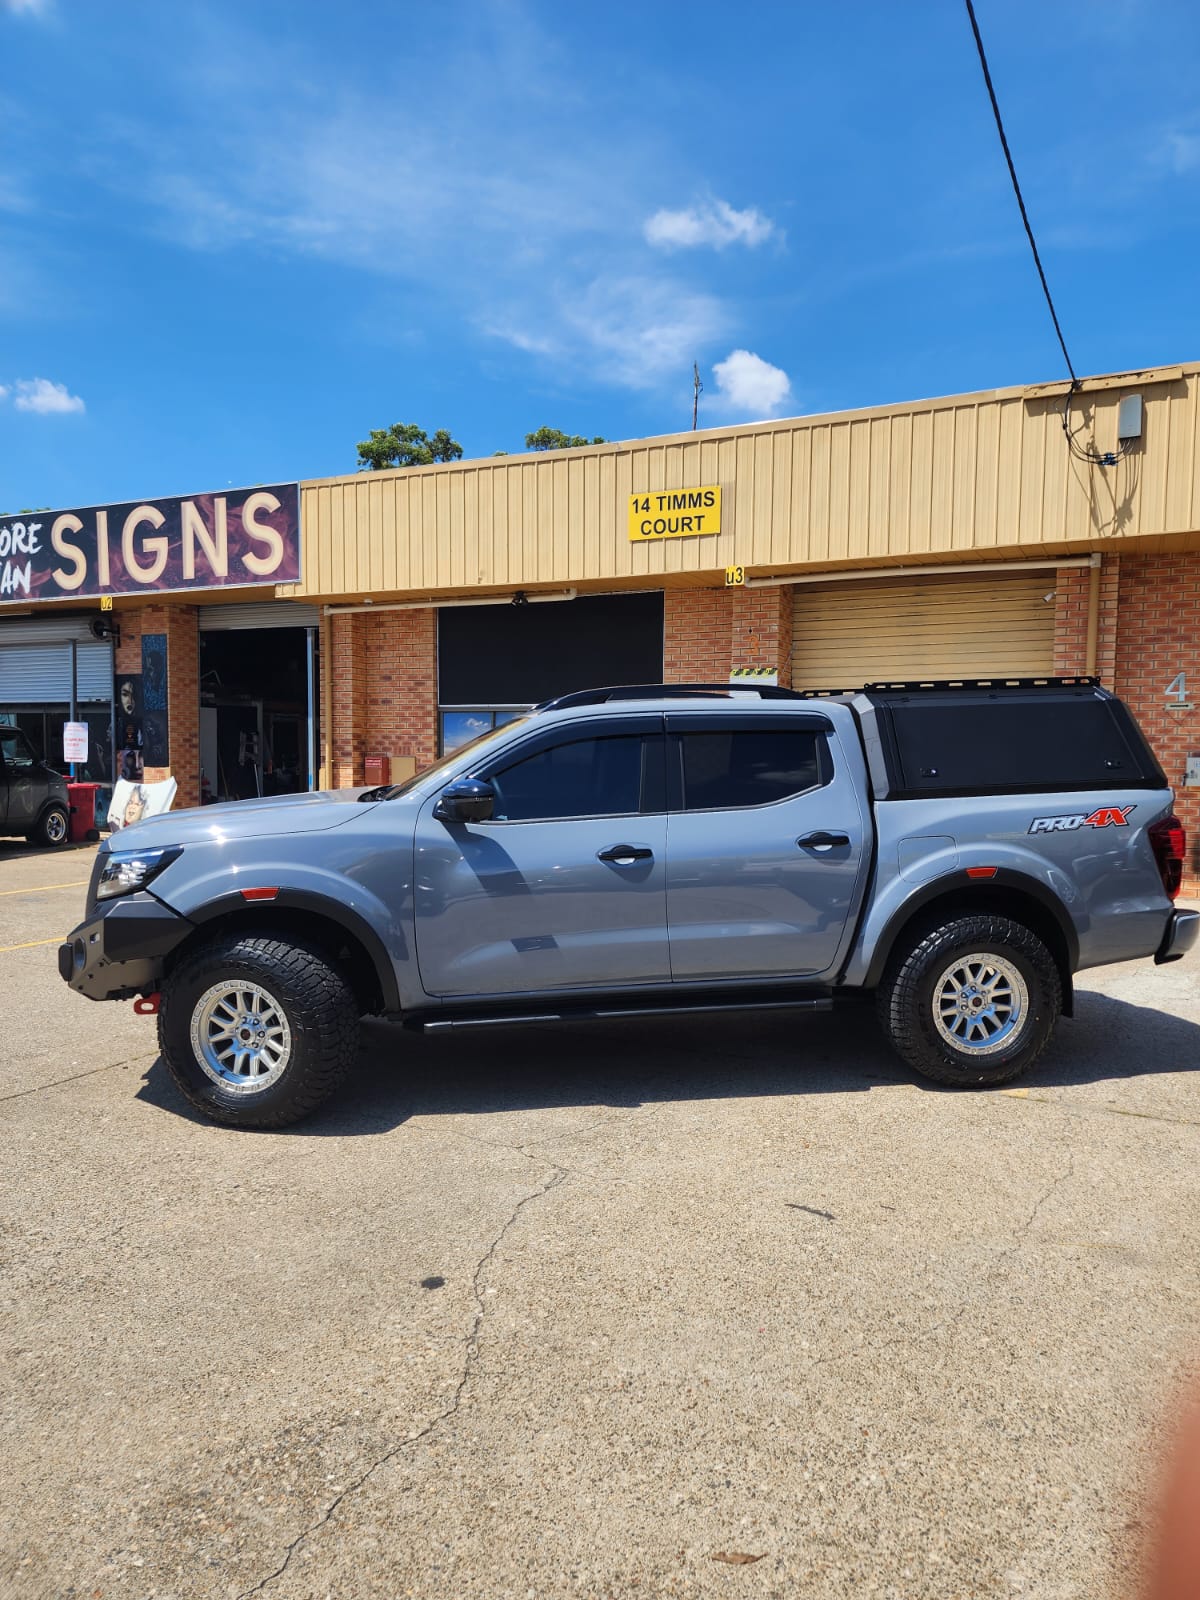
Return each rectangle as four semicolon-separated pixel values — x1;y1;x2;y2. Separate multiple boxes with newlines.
0;726;69;846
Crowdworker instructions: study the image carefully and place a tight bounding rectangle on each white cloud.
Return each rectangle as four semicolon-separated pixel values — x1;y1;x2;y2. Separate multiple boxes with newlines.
1161;130;1200;175
65;15;761;399
644;199;776;251
710;350;791;418
0;384;7;400
1;0;52;15
12;377;85;414
489;274;725;390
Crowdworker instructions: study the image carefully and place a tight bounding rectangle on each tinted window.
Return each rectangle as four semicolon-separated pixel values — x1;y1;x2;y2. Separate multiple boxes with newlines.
491;735;647;821
438;592;664;706
884;694;1161;795
0;730;35;772
677;730;823;810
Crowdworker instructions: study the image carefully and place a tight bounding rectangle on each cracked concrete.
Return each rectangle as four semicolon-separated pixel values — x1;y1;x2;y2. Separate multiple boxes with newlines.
2;849;1199;1599
237;1166;570;1597
986;1152;1078;1282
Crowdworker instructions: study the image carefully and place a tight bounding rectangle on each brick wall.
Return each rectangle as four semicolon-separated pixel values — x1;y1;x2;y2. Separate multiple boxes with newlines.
363;608;438;779
114;602;201;807
1052;559;1120;682
663;589;731;682
663;585;794;685
328;610;366;787
327;607;438;787
731;585;794;686
1111;552;1200;894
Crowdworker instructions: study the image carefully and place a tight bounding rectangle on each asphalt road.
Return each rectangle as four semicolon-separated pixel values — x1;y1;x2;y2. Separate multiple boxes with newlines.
2;837;1199;1600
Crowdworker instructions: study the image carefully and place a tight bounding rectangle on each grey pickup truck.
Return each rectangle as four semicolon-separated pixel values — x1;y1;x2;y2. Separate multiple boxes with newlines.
60;678;1196;1128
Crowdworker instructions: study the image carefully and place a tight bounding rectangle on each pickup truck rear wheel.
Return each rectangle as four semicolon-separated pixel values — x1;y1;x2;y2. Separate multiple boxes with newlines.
878;914;1061;1088
158;933;360;1128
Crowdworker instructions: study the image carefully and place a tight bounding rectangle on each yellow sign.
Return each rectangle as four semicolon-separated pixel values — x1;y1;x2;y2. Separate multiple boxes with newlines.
99;594;113;611
628;485;721;541
725;565;745;587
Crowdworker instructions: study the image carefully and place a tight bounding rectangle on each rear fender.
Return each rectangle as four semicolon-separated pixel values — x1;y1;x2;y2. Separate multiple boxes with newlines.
847;860;1080;1010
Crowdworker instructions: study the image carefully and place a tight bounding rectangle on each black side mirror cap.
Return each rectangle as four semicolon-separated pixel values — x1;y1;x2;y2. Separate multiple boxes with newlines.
433;777;496;824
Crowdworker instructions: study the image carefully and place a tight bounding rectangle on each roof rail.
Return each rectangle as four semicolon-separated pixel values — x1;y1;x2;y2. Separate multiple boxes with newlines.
536;682;811;711
862;676;1101;692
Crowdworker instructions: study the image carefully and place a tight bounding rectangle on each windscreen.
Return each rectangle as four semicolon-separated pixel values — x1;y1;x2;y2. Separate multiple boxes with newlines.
384;717;531;799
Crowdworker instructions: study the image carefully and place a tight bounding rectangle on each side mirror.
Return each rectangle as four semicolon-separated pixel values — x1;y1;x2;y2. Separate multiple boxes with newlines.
433;776;496;824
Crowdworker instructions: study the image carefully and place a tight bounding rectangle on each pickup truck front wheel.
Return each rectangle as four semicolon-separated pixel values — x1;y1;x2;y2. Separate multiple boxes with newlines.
158;933;360;1128
878;914;1061;1088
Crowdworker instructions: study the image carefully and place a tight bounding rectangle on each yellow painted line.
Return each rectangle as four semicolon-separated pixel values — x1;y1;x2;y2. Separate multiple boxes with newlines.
0;879;88;897
0;935;65;954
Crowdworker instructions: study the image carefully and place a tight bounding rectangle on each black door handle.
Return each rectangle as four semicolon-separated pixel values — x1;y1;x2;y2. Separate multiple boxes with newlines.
598;844;654;864
797;831;850;851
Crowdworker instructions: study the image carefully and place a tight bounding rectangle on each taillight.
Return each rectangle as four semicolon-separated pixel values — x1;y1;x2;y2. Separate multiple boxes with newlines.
1148;814;1186;900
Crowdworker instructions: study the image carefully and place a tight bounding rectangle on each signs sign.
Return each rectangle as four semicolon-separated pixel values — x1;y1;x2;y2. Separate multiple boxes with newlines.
628;486;721;542
0;483;301;605
63;722;88;762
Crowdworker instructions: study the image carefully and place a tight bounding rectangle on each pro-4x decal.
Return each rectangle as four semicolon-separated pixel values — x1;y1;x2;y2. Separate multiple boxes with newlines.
1028;805;1135;835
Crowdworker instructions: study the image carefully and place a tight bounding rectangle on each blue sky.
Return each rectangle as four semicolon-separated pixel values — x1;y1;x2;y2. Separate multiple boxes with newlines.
2;0;1199;511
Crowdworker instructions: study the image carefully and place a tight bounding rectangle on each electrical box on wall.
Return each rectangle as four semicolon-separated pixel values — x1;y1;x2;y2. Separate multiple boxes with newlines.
1185;752;1200;788
1117;394;1143;441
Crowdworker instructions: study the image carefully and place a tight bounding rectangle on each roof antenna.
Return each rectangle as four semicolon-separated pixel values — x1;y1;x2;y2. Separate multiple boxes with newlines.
692;362;703;430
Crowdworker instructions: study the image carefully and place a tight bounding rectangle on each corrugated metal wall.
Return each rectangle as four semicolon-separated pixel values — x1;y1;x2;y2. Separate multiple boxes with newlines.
292;368;1200;600
791;572;1054;689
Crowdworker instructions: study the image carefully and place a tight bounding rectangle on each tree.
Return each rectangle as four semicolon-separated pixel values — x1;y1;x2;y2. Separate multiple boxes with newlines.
524;427;607;451
356;423;463;471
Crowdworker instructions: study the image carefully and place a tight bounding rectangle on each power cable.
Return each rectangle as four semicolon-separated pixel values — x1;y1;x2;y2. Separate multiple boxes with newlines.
963;0;1126;465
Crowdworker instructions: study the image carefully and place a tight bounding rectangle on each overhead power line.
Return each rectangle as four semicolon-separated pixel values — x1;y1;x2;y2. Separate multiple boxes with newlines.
963;0;1127;465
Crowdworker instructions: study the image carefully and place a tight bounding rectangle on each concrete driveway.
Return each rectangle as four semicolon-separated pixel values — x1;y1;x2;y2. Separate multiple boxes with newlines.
2;838;1198;1600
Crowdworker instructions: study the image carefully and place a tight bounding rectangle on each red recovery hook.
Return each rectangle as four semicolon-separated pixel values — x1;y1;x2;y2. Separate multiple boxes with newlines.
133;993;161;1016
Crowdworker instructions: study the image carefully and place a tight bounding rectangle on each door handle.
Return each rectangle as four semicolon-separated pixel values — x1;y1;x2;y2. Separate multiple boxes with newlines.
797;831;850;852
597;844;654;864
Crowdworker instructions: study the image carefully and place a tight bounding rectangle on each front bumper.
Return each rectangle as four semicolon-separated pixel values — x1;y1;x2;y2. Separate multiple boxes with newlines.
1154;908;1200;965
59;893;194;1001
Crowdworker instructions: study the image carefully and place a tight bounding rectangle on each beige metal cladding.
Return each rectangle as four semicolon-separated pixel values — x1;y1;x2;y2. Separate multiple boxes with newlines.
293;365;1199;600
791;571;1055;689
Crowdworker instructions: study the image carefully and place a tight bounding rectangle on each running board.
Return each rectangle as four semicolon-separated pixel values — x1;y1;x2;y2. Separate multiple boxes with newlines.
409;990;833;1033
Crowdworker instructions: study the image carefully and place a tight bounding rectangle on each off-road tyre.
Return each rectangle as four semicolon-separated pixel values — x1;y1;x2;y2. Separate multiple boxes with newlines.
158;933;360;1128
30;803;69;847
877;914;1061;1088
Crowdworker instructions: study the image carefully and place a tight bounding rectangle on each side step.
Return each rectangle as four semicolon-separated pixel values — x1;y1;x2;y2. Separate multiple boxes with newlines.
408;989;833;1033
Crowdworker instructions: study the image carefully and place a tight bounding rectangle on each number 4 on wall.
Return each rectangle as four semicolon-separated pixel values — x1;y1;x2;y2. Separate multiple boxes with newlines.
1165;673;1192;708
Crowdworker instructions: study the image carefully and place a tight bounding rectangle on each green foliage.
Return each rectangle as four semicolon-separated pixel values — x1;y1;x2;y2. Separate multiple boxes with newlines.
356;423;464;471
524;427;607;452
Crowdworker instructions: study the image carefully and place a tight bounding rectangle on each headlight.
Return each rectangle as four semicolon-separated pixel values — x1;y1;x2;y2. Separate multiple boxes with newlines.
96;847;181;901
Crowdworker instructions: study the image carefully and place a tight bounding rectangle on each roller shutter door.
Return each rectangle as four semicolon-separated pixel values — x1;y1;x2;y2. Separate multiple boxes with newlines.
791;571;1055;690
76;641;114;700
199;601;320;631
0;639;111;703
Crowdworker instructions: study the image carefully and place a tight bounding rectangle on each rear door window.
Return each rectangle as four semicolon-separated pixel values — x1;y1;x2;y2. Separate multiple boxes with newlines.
673;728;826;810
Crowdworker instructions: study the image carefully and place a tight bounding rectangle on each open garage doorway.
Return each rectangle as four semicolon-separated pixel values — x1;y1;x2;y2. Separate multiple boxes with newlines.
198;603;319;803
